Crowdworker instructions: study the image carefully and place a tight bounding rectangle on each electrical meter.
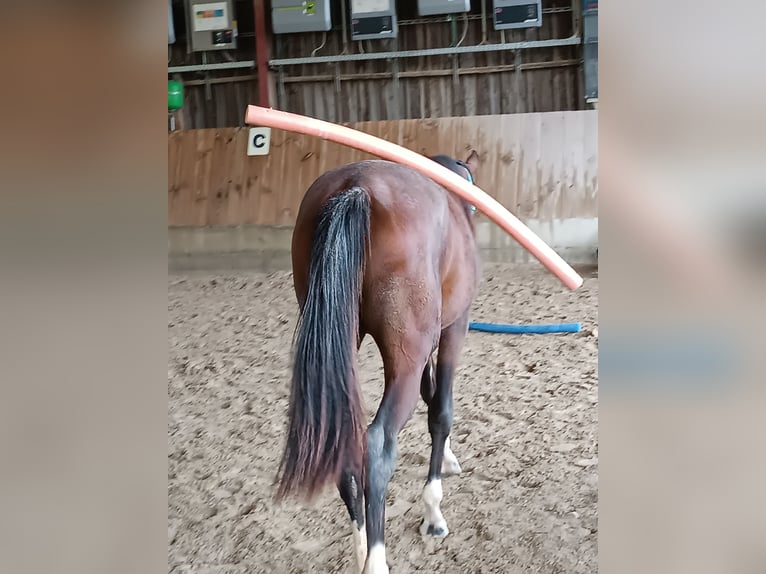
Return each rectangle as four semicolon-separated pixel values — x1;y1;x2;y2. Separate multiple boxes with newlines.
169;0;176;44
272;0;332;34
350;0;398;41
185;0;237;52
492;0;542;30
417;0;471;17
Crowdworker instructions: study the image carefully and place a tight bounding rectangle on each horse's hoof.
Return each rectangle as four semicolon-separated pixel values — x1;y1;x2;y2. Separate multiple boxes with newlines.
420;519;449;538
362;563;389;574
441;458;462;476
362;544;389;574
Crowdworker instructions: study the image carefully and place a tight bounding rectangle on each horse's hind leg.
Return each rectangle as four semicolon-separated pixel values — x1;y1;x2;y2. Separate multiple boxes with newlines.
364;336;434;574
339;464;366;574
420;354;436;405
338;334;370;573
421;311;469;538
420;355;462;477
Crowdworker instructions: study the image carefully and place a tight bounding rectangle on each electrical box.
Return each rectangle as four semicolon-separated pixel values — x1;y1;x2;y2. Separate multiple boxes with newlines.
583;0;598;101
185;0;237;52
492;0;542;30
272;0;332;34
350;0;398;41
417;0;470;16
169;0;176;44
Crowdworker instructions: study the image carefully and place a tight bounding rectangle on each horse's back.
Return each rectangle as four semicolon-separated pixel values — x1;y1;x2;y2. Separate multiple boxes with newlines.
296;160;447;261
297;160;450;229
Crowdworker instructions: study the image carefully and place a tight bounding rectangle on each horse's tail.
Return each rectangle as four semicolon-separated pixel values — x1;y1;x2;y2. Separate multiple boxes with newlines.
276;187;370;501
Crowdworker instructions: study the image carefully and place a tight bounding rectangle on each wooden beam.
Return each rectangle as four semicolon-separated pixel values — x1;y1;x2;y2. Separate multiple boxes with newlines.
253;0;272;107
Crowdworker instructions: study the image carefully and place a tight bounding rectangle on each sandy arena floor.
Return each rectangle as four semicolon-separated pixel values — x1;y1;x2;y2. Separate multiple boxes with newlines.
168;263;598;574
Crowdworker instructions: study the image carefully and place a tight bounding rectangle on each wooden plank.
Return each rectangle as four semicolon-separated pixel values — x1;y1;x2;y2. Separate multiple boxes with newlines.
206;129;234;226
223;128;247;224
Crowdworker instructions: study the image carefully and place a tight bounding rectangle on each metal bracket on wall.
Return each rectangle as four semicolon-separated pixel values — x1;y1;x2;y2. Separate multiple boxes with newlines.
571;0;582;36
334;63;342;95
391;57;401;119
277;67;287;110
202;53;212;100
514;49;522;113
333;63;342;121
449;14;459;91
452;53;460;90
268;37;581;67
390;37;401;119
340;0;349;54
168;60;255;73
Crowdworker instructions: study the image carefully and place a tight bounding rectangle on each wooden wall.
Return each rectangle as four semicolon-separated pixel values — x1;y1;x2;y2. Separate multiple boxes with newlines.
169;0;584;128
275;0;583;122
168;111;597;227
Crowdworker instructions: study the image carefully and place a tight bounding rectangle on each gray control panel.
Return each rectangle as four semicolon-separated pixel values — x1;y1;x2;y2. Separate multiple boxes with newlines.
185;0;237;52
272;0;332;34
417;0;471;16
492;0;542;30
350;0;398;40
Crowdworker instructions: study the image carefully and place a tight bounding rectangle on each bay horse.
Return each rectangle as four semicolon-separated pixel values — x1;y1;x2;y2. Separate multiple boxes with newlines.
276;151;481;574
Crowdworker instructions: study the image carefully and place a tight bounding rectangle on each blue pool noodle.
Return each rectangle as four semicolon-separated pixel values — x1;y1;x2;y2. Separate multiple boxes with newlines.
468;322;581;334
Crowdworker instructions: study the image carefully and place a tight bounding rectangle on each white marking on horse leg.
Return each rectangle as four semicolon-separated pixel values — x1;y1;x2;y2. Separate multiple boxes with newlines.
441;436;462;476
420;479;449;538
351;522;367;574
362;543;389;574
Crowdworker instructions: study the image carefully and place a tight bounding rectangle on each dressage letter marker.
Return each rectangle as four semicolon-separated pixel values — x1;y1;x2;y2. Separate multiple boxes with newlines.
244;105;583;290
247;126;271;156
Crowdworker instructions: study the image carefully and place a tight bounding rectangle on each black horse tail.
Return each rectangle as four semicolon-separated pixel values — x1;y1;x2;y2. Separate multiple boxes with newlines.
276;187;371;501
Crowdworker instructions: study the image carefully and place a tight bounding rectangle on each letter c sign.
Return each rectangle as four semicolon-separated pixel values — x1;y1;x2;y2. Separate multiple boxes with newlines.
247;127;271;156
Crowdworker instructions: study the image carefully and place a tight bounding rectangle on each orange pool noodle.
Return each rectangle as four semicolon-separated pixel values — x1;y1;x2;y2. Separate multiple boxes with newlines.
245;105;583;290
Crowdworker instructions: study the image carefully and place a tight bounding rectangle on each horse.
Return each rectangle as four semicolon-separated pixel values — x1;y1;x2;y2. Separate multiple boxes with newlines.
276;151;481;574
